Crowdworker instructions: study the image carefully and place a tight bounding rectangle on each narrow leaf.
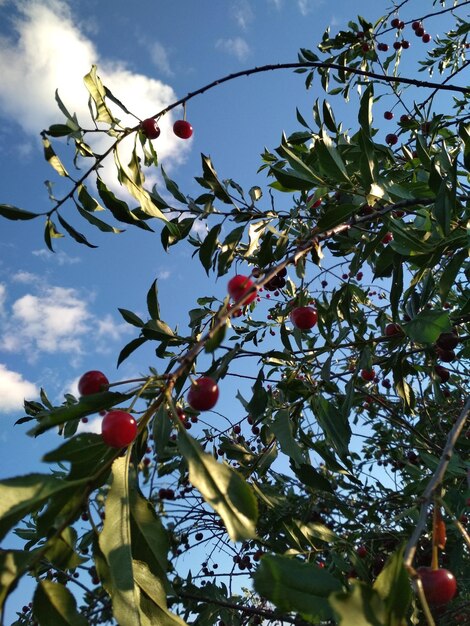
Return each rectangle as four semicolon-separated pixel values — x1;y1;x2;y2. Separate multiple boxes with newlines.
0;204;39;221
177;429;258;541
33;580;88;626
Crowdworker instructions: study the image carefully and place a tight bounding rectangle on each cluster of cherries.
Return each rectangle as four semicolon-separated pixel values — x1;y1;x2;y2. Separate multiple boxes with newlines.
140;117;193;140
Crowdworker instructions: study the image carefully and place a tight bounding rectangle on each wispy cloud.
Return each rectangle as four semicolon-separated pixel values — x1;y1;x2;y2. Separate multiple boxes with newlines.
148;41;173;77
0;280;130;360
32;249;81;266
231;0;254;30
0;364;38;413
0;0;190;193
297;0;325;16
215;37;251;61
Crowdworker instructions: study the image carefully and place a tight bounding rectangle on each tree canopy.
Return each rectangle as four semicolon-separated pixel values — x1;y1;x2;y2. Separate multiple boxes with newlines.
1;1;470;625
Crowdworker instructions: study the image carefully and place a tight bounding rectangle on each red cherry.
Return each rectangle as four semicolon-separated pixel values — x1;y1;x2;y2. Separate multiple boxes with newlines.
140;118;160;139
417;567;457;606
187;377;219;411
390;17;400;28
384;111;393;120
101;410;137;448
361;368;375;382
401;40;410;49
386;133;398;146
436;347;455;363
382;232;394;244
422;33;431;43
393;41;402;50
173;120;193;139
385;323;402;337
356;546;368;558
78;371;109;396
434;365;450;382
436;332;459;350
290;306;318;330
412;21;421;31
378;43;389;52
415;27;425;37
228;275;257;304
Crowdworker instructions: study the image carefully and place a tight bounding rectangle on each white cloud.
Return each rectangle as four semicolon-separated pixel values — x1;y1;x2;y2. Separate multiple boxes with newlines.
0;283;6;315
297;0;325;16
0;283;130;359
0;0;190;192
12;271;38;283
32;249;81;266
0;364;38;412
149;41;173;77
215;37;251;61
231;0;254;30
77;415;102;434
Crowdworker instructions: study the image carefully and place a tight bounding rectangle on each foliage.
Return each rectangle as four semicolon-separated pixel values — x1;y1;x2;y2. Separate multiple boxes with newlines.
1;1;470;625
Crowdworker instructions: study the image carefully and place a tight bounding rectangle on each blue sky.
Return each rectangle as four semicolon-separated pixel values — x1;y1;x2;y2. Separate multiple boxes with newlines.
0;0;381;463
0;0;462;620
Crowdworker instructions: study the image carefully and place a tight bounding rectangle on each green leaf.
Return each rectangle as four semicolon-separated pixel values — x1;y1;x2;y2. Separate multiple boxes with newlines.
129;481;170;586
315;130;351;183
0;550;40;611
439;249;467;300
42;136;69;177
246;372;268;420
44;218;64;252
57;214;97;248
459;122;470;171
290;463;334;493
373;547;412;623
329;580;386;626
310;396;351;461
119;308;145;328
43;526;84;570
76;204;124;233
199;224;222;274
358;84;373;134
133;561;188;626
42;433;110;481
146;279;161;320
317;203;356;231
33;580;88;626
117;337;148;367
0;204;40;221
269;165;320;191
404;310;451;344
253;554;341;622
161;166;188;204
96;178;153;231
99;457;143;626
83;65;115;124
0;474;86;542
204;321;227;353
27;390;134;436
196;154;233;204
177;429;258;541
271;409;305;466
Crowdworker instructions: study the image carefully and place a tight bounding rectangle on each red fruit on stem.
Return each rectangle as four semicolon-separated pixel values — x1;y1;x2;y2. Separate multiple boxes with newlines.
422;33;431;43
415;27;425;37
361;368;375;382
386;133;398;146
187;377;219;411
436;347;455;362
393;41;402;50
384;111;393;120
401;40;410;49
228;275;257;304
434;364;450;382
101;410;137;448
78;371;109;396
356;546;368;558
417;567;457;606
290;306;318;330
173;120;193;139
385;323;402;337
140;118;161;139
436;332;459;351
390;17;400;28
382;232;394;244
412;21;421;30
